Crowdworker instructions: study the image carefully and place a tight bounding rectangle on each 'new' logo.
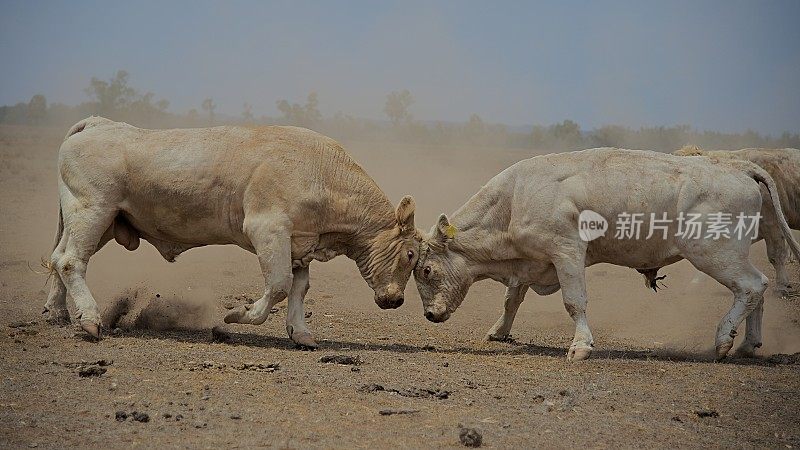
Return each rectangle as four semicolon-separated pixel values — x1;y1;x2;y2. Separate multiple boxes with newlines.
578;210;608;241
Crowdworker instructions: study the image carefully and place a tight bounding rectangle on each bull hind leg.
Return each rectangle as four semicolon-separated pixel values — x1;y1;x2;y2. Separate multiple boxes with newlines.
688;252;768;360
44;232;69;325
44;276;69;325
55;197;118;338
735;296;764;357
224;214;293;326
486;284;529;342
44;204;116;325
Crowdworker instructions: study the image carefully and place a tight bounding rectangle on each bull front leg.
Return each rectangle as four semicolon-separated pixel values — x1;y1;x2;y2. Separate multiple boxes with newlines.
486;284;528;342
552;249;593;362
225;215;293;326
285;266;317;348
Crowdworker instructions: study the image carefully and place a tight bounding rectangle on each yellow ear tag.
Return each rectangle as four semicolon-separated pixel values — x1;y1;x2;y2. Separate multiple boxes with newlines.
445;224;457;239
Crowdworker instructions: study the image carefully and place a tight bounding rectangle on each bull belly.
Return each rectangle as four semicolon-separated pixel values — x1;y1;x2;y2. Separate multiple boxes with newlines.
119;207;241;247
586;239;682;269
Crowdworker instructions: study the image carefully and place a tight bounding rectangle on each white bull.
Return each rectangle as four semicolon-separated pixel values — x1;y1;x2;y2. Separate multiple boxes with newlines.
413;148;800;361
45;117;422;346
675;146;800;294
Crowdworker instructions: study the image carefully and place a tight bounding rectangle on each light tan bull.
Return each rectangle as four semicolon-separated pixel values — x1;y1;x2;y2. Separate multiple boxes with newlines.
45;117;422;346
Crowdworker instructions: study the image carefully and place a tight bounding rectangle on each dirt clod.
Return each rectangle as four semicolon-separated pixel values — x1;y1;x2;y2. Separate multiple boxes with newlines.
319;354;361;365
237;362;280;372
695;409;719;418
459;426;483;447
379;408;420;416
358;383;385;393
358;383;449;400
77;365;106;377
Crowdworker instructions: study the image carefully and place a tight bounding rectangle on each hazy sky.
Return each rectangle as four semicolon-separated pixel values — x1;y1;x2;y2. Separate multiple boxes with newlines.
1;1;798;135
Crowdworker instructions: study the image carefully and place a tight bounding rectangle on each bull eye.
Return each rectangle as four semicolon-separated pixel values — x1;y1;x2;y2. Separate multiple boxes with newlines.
423;266;431;277
407;250;414;260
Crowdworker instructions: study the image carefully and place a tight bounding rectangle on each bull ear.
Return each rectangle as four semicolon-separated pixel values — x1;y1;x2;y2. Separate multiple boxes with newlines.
395;195;415;232
435;213;456;245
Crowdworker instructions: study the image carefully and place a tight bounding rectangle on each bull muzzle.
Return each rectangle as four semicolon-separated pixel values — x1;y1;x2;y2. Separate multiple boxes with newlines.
375;284;405;309
423;306;450;323
376;296;405;309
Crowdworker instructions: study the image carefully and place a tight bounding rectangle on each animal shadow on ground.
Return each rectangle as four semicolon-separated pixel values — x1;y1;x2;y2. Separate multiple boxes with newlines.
95;286;797;367
113;326;795;367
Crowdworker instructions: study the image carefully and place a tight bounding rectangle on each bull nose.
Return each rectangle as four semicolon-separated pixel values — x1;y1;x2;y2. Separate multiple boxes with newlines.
377;297;404;309
425;310;448;323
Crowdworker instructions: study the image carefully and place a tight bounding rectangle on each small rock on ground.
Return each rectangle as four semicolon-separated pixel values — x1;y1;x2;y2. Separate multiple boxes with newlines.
459;426;483;447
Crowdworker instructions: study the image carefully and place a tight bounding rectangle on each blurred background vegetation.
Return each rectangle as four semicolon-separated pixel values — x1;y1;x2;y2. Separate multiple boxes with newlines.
2;70;798;152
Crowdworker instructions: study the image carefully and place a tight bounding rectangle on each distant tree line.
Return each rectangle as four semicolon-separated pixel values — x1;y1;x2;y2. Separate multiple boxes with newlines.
2;70;798;152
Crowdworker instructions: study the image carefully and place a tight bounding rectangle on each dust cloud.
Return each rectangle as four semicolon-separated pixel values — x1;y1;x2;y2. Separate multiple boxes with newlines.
102;286;215;331
1;124;798;355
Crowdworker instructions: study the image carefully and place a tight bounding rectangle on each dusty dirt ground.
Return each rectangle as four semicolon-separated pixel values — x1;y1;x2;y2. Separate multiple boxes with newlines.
1;125;799;449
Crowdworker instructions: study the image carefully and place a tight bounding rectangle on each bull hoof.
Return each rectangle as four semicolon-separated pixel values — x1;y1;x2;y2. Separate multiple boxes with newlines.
44;307;71;326
567;345;592;362
715;340;734;360
486;333;513;342
80;321;101;340
224;306;250;324
290;330;318;349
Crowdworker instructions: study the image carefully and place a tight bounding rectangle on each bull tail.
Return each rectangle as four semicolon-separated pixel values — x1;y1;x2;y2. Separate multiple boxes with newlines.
52;197;63;255
44;198;64;277
740;162;800;262
30;198;62;281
